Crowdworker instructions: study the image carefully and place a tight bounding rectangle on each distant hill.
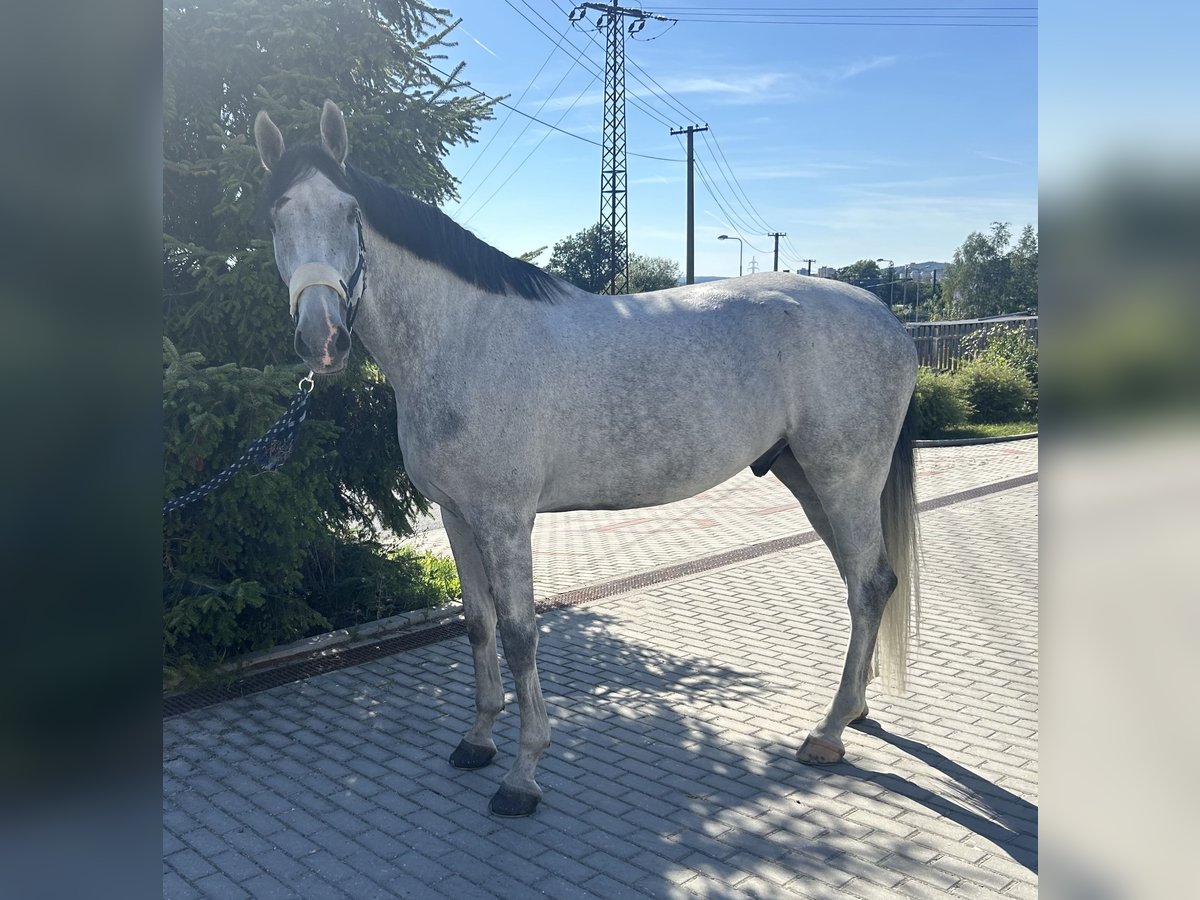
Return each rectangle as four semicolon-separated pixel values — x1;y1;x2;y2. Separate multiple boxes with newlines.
674;275;728;285
905;261;947;278
676;264;948;287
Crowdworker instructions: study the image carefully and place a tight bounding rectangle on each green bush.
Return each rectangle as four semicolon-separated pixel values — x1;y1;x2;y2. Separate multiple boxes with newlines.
310;542;462;632
915;367;974;437
954;357;1035;423
960;323;1038;389
162;341;461;689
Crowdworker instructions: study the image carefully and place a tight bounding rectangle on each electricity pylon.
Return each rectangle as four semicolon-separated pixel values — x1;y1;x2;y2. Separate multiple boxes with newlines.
571;3;670;294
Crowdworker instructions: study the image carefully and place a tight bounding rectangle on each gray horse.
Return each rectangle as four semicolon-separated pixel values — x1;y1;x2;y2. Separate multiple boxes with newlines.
255;101;919;817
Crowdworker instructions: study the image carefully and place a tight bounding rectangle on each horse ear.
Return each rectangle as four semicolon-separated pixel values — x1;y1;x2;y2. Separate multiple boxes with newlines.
254;111;285;171
320;100;348;167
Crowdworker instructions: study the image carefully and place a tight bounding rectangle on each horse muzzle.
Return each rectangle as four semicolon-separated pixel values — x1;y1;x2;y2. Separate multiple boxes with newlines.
290;263;351;373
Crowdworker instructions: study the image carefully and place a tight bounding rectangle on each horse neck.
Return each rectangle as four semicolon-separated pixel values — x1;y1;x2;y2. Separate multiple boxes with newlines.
350;226;526;381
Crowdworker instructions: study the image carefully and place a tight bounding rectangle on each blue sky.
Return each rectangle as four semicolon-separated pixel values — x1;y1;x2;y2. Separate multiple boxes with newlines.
434;2;1037;277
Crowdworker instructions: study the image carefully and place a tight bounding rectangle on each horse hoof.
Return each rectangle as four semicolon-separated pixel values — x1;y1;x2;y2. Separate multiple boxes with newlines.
449;739;496;770
850;705;870;724
796;735;845;766
489;784;541;817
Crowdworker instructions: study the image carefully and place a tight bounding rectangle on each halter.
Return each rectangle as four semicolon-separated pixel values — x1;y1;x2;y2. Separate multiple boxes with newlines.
287;211;367;333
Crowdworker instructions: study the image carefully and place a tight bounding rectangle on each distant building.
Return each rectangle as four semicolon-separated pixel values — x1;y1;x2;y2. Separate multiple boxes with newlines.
818;266;837;278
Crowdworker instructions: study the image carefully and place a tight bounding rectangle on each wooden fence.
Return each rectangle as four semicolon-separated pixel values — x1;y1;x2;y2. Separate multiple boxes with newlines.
904;315;1038;371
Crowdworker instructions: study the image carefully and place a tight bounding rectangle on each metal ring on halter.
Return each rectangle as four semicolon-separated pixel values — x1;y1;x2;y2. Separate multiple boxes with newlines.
298;372;315;393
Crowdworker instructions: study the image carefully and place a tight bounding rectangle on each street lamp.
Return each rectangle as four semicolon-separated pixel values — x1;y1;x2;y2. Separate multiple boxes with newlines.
875;257;894;309
718;234;744;277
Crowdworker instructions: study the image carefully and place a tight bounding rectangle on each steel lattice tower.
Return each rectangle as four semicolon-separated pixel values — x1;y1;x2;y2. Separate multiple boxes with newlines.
572;4;671;294
599;8;629;294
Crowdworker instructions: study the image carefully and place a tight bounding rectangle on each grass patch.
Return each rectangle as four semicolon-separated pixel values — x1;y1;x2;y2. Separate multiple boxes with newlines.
924;420;1038;440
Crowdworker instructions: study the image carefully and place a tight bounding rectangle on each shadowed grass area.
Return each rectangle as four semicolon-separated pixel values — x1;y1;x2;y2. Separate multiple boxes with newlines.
927;420;1038;439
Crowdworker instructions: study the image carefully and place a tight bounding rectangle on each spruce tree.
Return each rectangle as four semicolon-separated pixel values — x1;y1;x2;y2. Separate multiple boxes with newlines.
163;0;492;682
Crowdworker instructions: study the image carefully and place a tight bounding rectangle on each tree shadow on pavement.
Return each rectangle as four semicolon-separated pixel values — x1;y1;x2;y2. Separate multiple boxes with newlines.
164;601;1038;900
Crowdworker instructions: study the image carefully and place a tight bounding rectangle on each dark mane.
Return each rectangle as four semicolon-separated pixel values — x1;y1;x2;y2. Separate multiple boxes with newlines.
258;144;564;303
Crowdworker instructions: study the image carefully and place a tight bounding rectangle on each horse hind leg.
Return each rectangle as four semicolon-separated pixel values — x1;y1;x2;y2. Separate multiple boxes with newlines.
771;450;874;729
441;508;504;770
798;540;895;765
776;452;901;764
770;448;845;582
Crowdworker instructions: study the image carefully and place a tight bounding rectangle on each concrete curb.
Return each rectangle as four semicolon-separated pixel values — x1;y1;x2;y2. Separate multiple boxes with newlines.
208;601;465;681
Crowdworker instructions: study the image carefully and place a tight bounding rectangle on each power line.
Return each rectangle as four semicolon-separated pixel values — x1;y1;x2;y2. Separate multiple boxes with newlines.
681;137;769;253
460;71;602;225
518;0;685;132
422;60;682;162
651;4;1037;7
648;4;1037;27
698;129;774;234
691;151;766;240
455;27;572;185
654;17;1036;27
587;43;781;241
670;134;759;237
648;5;1038;14
455;30;597;217
619;47;705;125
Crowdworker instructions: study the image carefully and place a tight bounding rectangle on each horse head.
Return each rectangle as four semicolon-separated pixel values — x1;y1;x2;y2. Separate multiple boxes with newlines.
255;100;363;374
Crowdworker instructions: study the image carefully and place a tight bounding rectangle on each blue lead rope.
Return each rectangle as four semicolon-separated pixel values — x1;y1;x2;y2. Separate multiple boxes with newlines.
163;374;314;515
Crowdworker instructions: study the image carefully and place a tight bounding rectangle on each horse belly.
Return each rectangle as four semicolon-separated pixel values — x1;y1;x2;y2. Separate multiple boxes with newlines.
536;384;785;512
537;456;748;513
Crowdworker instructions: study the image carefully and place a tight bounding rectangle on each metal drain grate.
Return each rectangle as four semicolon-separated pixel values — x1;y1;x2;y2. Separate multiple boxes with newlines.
163;471;1036;718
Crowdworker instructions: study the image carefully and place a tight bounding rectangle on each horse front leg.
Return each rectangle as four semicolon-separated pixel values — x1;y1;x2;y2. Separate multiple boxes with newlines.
472;513;549;817
441;508;504;770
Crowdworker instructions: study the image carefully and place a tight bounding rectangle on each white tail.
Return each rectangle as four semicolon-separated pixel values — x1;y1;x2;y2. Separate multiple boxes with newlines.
876;392;921;694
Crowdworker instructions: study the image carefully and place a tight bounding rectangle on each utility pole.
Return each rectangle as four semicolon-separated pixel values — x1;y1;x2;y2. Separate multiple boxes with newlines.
913;268;920;322
670;124;708;283
803;258;815;277
766;232;787;272
572;3;672;294
748;256;759;274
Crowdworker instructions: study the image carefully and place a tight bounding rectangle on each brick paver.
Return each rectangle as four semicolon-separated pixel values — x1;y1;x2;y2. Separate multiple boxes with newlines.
164;440;1038;898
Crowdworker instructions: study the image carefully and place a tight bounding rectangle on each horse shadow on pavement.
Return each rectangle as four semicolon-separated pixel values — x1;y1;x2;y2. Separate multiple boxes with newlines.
841;718;1038;872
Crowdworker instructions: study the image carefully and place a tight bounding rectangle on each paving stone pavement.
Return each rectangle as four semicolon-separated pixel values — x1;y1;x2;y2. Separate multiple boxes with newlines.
404;440;1038;600
164;440;1038;899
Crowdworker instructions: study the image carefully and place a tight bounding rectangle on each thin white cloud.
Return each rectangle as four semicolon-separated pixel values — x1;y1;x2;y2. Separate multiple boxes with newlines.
975;151;1023;165
658;73;788;97
538;56;895;114
832;56;899;82
542;71;789;110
